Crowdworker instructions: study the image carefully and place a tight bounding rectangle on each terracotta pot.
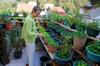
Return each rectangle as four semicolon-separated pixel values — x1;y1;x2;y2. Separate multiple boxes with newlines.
46;44;57;53
5;23;13;30
73;37;87;50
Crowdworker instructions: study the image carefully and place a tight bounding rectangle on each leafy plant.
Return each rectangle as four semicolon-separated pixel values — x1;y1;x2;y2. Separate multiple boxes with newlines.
48;12;66;23
57;36;72;59
87;43;100;55
74;31;87;38
87;22;99;31
38;24;57;47
75;60;88;66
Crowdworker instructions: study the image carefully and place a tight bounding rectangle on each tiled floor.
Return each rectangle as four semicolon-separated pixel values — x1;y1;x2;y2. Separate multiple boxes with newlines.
6;48;46;66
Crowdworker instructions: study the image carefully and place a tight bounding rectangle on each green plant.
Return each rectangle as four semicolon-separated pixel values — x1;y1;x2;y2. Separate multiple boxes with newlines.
57;36;72;59
74;31;87;38
88;43;100;55
38;24;57;48
76;22;86;32
49;12;66;23
75;60;88;66
94;1;100;7
87;21;99;31
66;15;77;27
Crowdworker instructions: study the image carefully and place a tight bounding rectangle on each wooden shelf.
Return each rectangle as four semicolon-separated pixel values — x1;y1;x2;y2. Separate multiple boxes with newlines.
39;36;54;60
50;20;99;41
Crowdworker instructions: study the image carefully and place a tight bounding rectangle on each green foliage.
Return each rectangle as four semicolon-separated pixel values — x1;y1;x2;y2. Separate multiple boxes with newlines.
94;1;100;7
75;60;88;66
38;25;57;47
57;35;72;59
87;22;99;30
0;9;11;23
74;31;87;38
48;12;66;23
87;40;100;55
66;15;77;26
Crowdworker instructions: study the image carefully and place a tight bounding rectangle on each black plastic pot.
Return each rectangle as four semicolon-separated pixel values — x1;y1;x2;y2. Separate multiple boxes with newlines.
87;28;99;37
40;56;50;66
20;23;23;27
70;24;76;29
14;51;22;59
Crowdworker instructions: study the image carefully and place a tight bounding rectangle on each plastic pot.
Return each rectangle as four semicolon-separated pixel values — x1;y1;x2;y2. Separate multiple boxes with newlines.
5;23;13;30
86;44;100;62
16;22;21;27
54;52;72;64
40;56;50;66
87;28;99;37
70;24;76;29
0;23;4;30
46;44;57;53
73;60;88;66
74;37;87;50
14;51;22;59
20;22;23;27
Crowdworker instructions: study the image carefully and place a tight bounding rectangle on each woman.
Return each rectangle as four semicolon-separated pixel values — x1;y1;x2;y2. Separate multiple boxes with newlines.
21;6;41;66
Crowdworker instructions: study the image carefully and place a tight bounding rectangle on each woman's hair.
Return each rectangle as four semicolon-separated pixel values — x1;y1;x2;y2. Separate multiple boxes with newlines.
32;6;41;13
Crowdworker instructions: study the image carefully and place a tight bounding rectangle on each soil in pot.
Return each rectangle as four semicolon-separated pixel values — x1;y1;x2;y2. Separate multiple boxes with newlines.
74;37;87;50
87;28;99;37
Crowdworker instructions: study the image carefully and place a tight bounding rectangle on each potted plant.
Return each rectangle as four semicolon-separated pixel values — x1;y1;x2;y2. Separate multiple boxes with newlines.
75;17;87;32
11;29;23;59
86;41;100;62
67;16;77;29
2;14;13;30
86;22;100;37
46;36;58;53
54;36;73;64
74;31;87;50
38;25;58;53
73;60;88;66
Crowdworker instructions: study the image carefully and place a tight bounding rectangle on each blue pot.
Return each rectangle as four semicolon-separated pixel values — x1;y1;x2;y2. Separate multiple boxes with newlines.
86;45;100;62
73;60;88;66
0;23;4;30
54;52;72;64
73;61;79;66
